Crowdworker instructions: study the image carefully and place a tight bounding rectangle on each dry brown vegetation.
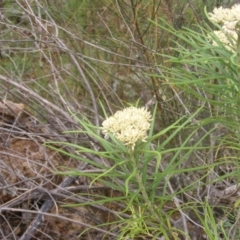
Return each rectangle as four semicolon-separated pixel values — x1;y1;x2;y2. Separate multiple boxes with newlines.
1;0;240;239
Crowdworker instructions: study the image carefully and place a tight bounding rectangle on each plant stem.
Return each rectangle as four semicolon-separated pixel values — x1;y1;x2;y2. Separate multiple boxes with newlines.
235;21;240;133
129;149;158;219
236;21;240;84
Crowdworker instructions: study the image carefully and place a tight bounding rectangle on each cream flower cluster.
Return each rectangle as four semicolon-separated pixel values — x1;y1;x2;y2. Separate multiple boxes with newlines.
208;4;240;52
102;107;152;149
208;5;240;24
211;30;237;51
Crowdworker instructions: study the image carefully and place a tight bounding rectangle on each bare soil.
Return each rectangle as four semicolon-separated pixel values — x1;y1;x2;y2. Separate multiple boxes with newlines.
0;100;118;240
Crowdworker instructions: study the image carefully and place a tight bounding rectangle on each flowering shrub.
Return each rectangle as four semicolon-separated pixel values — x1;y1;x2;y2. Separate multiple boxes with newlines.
208;4;240;51
102;107;152;150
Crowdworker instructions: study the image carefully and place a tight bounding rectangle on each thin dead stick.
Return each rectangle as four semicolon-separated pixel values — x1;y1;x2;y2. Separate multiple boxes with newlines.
26;0;99;127
0;75;74;124
3;206;117;238
19;162;88;240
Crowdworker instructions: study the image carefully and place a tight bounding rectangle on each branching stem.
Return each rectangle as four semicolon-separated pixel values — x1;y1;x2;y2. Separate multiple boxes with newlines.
129;149;158;220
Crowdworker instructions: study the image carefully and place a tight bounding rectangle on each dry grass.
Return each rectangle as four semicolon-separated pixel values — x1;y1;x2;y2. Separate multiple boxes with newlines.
1;1;240;239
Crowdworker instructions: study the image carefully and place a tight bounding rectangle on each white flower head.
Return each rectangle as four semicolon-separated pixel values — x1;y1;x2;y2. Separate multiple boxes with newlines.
210;30;237;51
208;4;240;51
208;5;240;24
102;107;152;150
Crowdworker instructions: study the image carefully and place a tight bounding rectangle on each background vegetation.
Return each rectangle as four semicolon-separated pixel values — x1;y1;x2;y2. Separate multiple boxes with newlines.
1;0;240;239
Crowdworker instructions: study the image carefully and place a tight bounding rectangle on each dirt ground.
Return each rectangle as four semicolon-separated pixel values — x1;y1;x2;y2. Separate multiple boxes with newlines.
0;100;119;240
